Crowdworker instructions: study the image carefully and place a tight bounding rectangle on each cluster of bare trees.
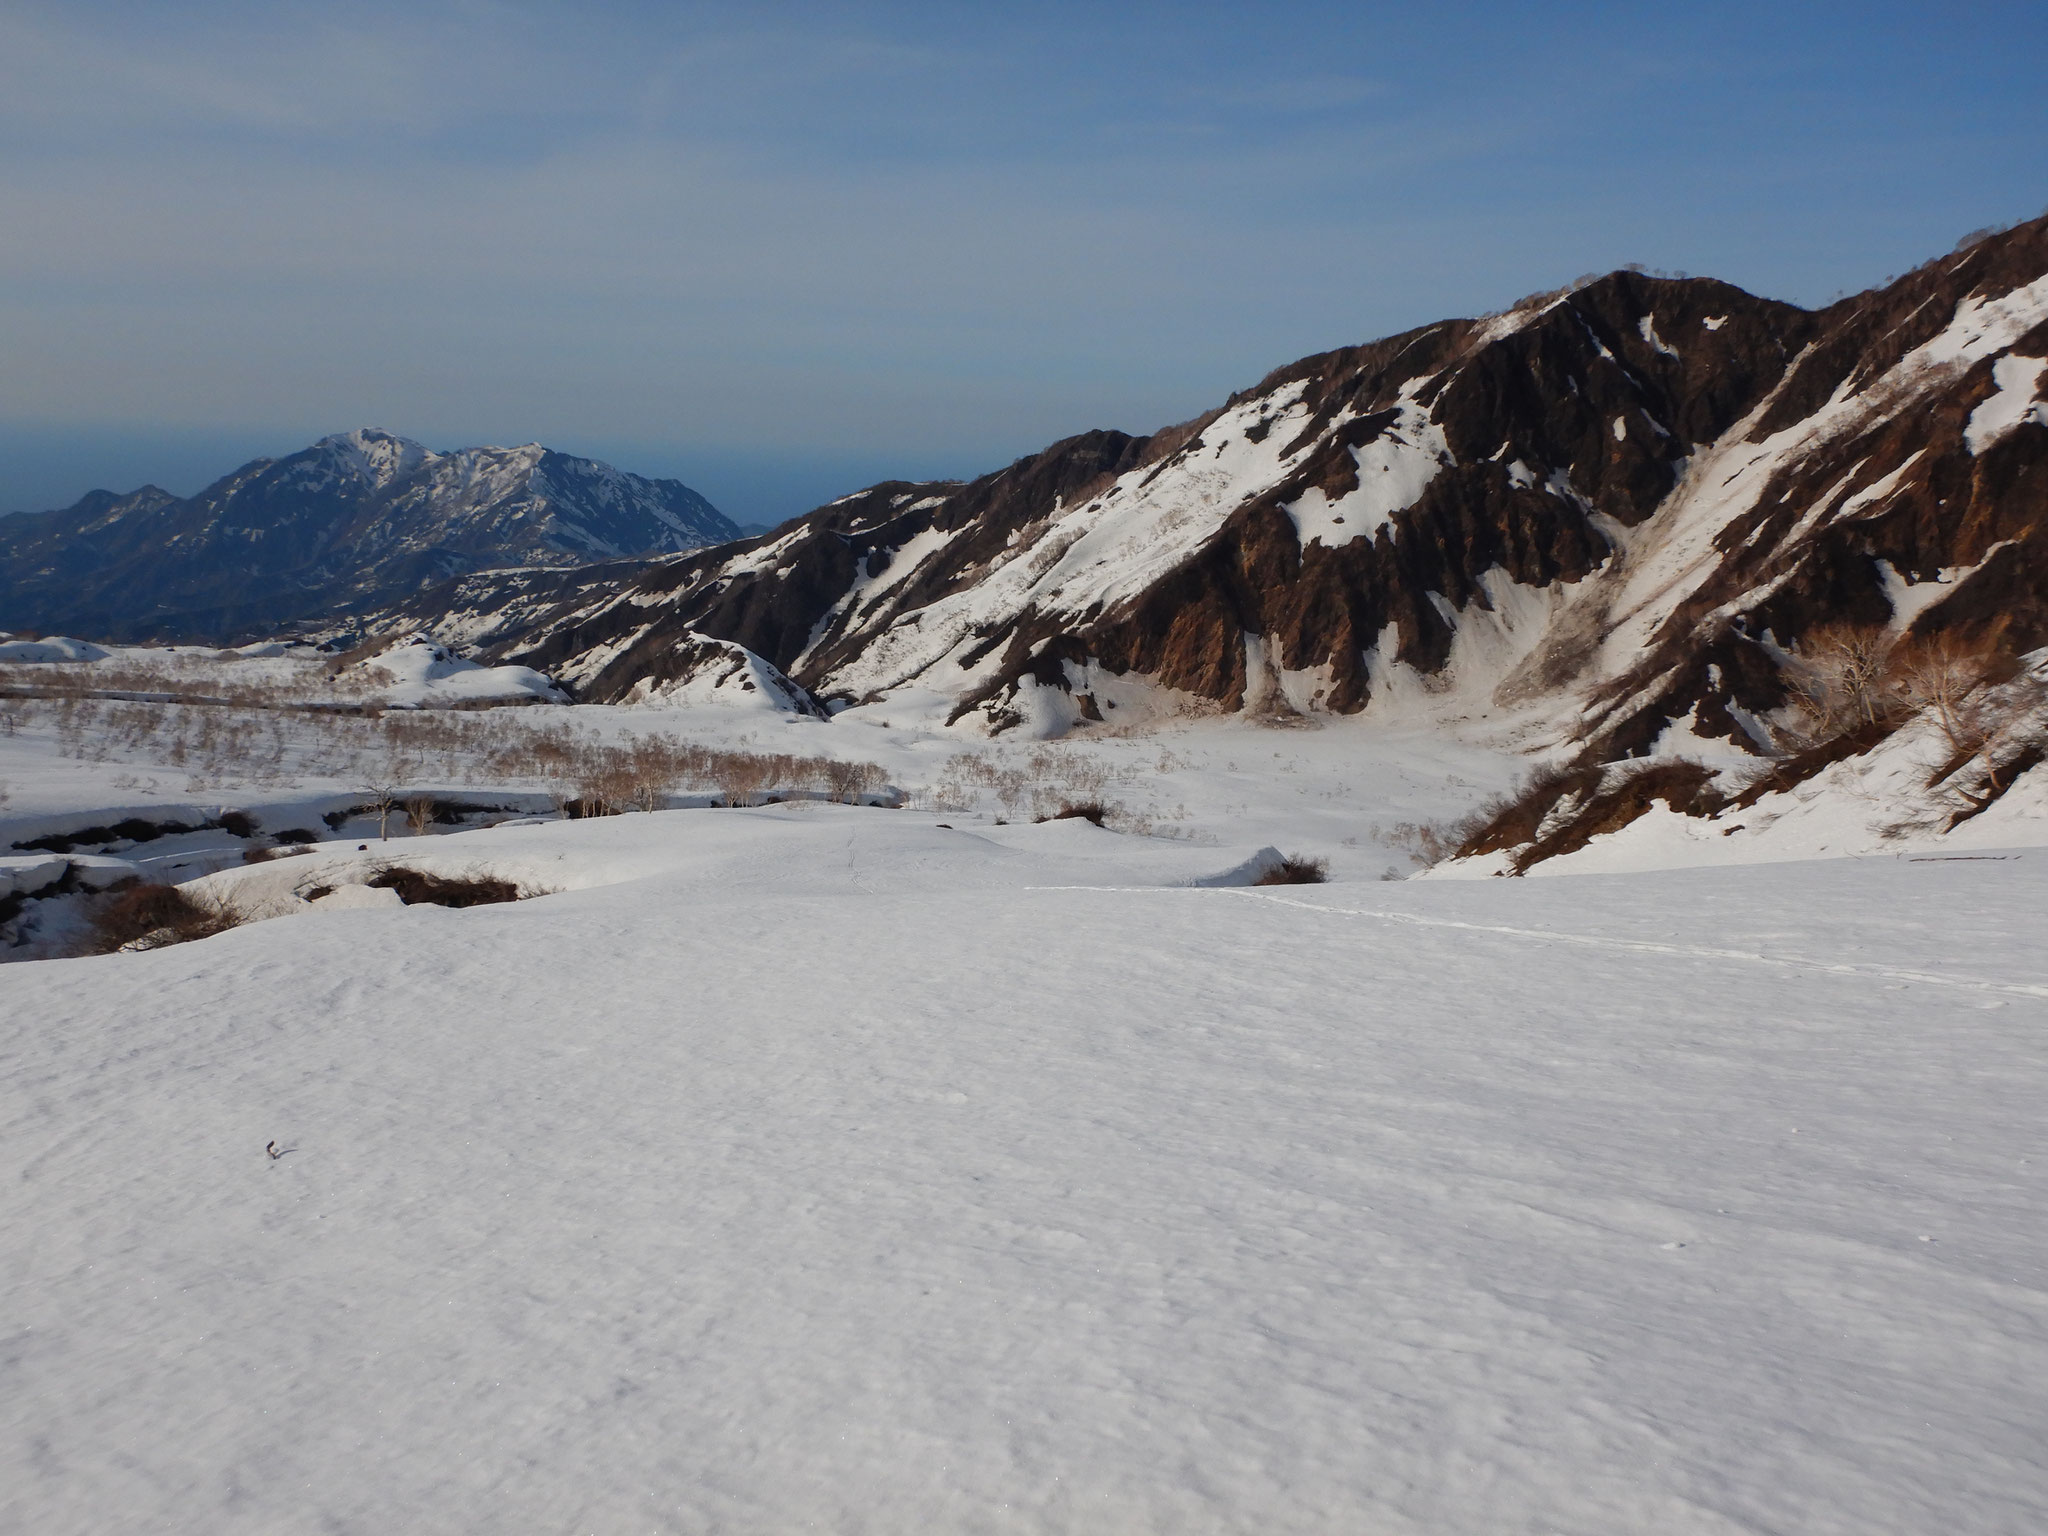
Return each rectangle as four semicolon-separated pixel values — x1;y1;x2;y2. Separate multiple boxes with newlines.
354;786;447;839
32;694;299;781
1778;622;2048;830
1784;624;2026;759
0;653;384;707
525;734;888;816
13;672;1218;834
8;688;893;815
1367;627;2047;871
923;745;1140;821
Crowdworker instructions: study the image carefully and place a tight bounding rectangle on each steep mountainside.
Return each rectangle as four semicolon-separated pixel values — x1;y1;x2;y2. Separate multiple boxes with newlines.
0;430;735;641
404;218;2048;781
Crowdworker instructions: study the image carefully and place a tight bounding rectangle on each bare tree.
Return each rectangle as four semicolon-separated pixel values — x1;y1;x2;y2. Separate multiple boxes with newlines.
824;757;877;803
574;759;635;817
1785;623;1897;738
1888;633;2007;757
361;782;400;840
628;763;672;814
625;736;686;812
404;794;437;836
713;752;772;807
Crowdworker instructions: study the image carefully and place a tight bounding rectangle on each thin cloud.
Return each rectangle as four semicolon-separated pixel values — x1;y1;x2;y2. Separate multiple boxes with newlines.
2;0;2042;521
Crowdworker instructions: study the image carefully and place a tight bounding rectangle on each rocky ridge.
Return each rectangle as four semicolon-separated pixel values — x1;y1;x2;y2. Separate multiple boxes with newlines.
0;430;736;641
405;217;2048;786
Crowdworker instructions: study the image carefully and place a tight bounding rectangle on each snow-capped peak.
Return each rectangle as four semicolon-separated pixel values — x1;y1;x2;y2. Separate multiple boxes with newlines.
311;429;435;490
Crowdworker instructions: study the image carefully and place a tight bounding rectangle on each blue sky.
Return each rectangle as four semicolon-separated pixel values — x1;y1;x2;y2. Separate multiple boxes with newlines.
3;1;2043;524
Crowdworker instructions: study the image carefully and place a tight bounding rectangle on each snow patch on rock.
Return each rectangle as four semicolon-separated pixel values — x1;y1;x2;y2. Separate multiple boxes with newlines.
1965;354;2048;454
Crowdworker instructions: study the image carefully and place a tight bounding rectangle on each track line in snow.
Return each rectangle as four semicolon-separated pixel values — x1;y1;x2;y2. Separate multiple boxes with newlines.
1024;885;2048;1001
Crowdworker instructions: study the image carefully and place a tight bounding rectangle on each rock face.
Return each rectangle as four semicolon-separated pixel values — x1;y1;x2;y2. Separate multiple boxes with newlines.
407;216;2048;760
0;430;736;641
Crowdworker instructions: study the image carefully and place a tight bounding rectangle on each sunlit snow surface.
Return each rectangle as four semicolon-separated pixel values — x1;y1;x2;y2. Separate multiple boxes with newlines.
355;638;565;706
4;805;2046;1534
1966;354;2048;454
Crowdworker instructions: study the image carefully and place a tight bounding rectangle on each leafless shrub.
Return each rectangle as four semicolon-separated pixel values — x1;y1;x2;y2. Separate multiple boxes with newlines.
0;660;890;819
1039;800;1107;825
1889;632;2014;759
1381;760;1583;870
1493;272;1603;319
824;757;881;803
1782;623;1900;740
89;882;240;953
1953;221;2017;254
1923;652;2048;804
1254;855;1328;885
568;749;638;816
404;795;438;836
1383;821;1451;865
364;866;521;908
623;739;679;812
323;634;392;677
712;751;773;807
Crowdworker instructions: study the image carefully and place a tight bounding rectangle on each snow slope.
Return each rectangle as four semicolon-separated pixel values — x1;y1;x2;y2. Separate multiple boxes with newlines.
387;216;2048;881
0;636;109;663
0;635;566;714
349;636;565;706
4;806;2046;1533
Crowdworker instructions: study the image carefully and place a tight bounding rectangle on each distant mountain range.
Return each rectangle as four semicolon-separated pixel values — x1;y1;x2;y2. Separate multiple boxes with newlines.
0;429;736;640
11;215;2048;859
397;218;2045;745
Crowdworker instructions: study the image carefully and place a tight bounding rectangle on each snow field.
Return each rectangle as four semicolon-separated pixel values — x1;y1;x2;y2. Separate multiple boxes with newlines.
4;810;2047;1533
0;678;1522;891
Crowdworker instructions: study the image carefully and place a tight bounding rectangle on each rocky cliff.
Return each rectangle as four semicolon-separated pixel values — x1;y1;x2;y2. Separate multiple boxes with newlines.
402;217;2047;782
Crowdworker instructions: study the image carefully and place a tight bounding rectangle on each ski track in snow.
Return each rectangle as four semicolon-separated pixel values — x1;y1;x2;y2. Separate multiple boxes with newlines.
4;814;2048;1534
1028;884;2048;1001
3;689;2047;1534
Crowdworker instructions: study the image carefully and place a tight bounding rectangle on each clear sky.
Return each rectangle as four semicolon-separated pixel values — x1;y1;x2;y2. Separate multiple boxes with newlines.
3;0;2043;524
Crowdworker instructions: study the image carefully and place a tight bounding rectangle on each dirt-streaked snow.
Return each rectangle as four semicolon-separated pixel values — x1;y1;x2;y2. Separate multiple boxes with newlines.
4;803;2046;1534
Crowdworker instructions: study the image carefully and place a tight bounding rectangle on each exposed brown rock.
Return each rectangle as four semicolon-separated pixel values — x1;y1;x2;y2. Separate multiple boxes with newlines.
389;216;2048;782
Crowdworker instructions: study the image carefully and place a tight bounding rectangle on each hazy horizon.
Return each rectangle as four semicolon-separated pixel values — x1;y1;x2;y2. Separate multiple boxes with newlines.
5;0;2044;524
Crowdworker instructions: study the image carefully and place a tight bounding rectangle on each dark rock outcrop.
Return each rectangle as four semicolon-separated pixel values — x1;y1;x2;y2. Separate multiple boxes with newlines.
392;217;2048;760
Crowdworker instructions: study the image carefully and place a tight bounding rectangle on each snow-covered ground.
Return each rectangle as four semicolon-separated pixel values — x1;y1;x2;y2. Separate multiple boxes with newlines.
3;803;2045;1533
8;636;2042;885
4;661;2047;1531
0;679;1516;882
0;634;560;710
